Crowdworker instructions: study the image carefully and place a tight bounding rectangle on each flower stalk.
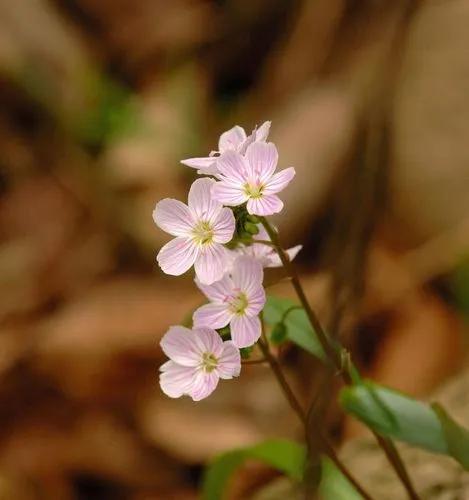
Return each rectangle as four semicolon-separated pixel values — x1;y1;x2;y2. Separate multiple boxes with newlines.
260;217;421;500
258;335;374;500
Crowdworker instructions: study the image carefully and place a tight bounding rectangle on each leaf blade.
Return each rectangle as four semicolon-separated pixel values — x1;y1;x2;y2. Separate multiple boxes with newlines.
263;296;325;360
201;439;306;500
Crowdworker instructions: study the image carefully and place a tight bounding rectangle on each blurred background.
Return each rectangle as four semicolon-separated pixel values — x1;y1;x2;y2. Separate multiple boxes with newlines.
1;0;469;498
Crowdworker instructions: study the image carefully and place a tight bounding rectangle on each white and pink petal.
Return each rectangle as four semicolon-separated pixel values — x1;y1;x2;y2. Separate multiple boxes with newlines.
157;237;198;276
153;199;194;237
180;156;216;171
231;256;263;291
194;243;229;285
188;178;222;222
160;325;202;366
263;167;296;195
245;142;278;182
230;315;262;348
217;341;241;379
247;194;284;216
216;150;249;183
193;303;233;330
267;244;302;268
193;327;225;357
211;181;248;207
218;126;246;152
195;274;233;302
212;207;235;244
189;371;219;401
159;361;198;398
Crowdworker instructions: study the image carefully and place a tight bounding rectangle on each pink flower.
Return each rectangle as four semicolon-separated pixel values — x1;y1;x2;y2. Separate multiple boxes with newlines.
153;178;235;284
238;226;302;268
193;256;266;348
211;142;295;216
180;122;271;175
159;326;241;401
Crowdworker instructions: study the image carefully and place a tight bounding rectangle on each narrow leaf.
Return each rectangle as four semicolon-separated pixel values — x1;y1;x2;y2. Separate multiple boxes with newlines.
319;457;364;500
433;403;469;469
340;382;447;454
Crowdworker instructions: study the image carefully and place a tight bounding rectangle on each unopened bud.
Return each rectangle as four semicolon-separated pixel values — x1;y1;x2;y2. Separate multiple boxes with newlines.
247;215;260;224
240;346;253;359
217;325;231;337
244;222;259;235
270;323;287;344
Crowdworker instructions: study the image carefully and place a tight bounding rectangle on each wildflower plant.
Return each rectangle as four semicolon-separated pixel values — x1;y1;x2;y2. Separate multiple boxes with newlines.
153;122;469;499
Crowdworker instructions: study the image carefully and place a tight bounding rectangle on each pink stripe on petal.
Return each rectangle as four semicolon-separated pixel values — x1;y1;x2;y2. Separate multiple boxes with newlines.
211;181;248;206
255;121;271;142
193;303;233;330
217;341;241;379
218;126;246;152
216;150;249;183
160;326;201;366
230;315;261;348
267;244;302;268
193;327;225;357
212;207;235;244
188;178;221;222
263;167;296;195
195;243;229;285
245;142;278;182
157;237;198;276
189;371;219;401
245;286;266;316
195;274;234;302
153;199;194;237
159;361;197;398
247;194;284;216
181;156;216;170
231;256;263;291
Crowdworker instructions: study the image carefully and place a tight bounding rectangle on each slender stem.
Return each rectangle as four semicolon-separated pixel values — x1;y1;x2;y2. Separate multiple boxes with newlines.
260;217;421;500
258;337;375;500
253;239;277;247
280;305;303;323
241;358;268;365
260;218;346;375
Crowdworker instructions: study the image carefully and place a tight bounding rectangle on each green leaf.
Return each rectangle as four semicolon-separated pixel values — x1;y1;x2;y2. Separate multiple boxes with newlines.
270;322;288;345
201;439;306;500
263;296;325;360
340;382;447;454
340;382;469;470
433;403;469;469
319;457;363;500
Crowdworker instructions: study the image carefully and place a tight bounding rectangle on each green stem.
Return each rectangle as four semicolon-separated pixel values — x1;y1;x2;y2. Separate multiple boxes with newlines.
258;336;375;500
260;217;420;500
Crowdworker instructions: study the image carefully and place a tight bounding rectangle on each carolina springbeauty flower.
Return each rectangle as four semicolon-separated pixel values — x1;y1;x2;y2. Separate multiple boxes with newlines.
238;226;302;268
193;256;266;348
180;121;271;175
211;142;295;216
159;326;241;401
153;178;235;284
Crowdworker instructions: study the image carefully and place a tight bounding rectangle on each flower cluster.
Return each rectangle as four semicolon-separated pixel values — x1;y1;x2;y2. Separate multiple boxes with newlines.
154;122;300;400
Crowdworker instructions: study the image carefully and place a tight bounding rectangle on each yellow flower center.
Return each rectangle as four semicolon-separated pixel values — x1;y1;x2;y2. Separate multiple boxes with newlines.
201;352;218;373
229;292;249;315
244;182;264;199
192;220;214;246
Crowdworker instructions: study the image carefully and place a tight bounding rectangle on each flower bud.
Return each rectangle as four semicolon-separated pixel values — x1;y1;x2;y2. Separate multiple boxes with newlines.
247;215;260;224
217;325;231;337
270;323;287;345
240;346;254;359
244;222;260;235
